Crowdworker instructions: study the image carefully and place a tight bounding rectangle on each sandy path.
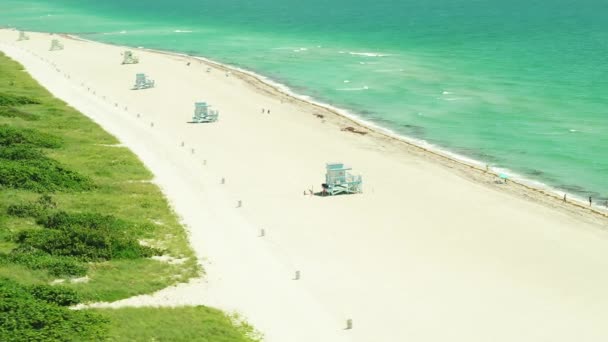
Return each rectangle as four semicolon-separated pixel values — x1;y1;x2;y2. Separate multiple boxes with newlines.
2;29;608;341
0;37;349;342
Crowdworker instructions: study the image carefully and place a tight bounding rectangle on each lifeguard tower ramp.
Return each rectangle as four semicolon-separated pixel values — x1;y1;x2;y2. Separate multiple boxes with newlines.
322;163;362;196
191;102;219;123
49;39;63;51
17;31;29;41
122;50;139;65
132;73;155;90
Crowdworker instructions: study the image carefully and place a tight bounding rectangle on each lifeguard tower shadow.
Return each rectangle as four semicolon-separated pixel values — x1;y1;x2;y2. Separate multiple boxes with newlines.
315;163;362;197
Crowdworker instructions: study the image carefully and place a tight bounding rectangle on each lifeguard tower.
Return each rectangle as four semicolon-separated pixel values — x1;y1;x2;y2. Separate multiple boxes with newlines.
132;73;155;90
321;163;362;196
122;50;139;65
191;102;219;123
49;39;63;51
17;31;29;41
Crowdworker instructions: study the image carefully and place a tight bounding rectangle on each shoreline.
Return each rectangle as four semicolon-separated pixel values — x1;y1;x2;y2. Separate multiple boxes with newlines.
4;29;608;341
6;27;606;215
57;29;608;222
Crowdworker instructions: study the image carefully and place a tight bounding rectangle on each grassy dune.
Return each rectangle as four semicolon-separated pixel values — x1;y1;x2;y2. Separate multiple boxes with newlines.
0;52;259;341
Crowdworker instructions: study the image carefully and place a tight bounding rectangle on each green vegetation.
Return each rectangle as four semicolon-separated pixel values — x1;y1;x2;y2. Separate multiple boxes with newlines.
0;124;93;192
0;52;259;340
1;200;162;278
0;50;197;300
0;247;87;277
0;124;62;148
0;106;38;121
17;210;161;261
98;307;261;342
0;278;108;341
0;92;40;106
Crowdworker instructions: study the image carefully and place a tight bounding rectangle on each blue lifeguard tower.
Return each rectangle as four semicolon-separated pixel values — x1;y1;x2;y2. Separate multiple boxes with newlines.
49;39;63;51
132;73;155;90
191;102;219;123
17;31;29;41
122;50;139;65
322;163;362;196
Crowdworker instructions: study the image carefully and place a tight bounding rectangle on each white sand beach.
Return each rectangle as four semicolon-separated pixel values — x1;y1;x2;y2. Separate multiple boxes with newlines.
2;29;608;341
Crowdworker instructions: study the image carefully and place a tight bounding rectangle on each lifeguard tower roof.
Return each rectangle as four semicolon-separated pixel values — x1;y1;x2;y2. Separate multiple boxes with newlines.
326;163;350;170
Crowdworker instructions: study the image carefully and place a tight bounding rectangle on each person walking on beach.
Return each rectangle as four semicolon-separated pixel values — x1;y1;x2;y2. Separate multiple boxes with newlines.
563;194;567;202
589;196;592;206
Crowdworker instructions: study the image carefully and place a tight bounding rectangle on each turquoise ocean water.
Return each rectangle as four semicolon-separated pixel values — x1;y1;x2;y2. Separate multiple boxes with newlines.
1;0;607;200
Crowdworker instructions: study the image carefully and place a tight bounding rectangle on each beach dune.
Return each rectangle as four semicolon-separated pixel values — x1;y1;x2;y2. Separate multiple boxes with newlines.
2;29;608;341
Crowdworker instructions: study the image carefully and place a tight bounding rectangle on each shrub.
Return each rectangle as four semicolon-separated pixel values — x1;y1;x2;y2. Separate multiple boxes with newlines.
0;278;108;341
0;125;62;148
0;157;93;192
0;145;46;160
7;195;57;219
37;195;57;209
5;205;160;276
7;204;43;218
16;212;161;261
40;211;127;231
0;92;40;106
0;127;92;192
28;284;81;307
0;107;38;121
0;248;87;277
44;258;88;277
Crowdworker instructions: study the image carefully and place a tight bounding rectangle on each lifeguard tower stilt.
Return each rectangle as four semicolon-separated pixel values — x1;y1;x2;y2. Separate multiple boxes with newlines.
49;39;63;51
17;31;29;41
191;102;219;123
132;73;155;90
321;163;362;196
122;50;139;65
